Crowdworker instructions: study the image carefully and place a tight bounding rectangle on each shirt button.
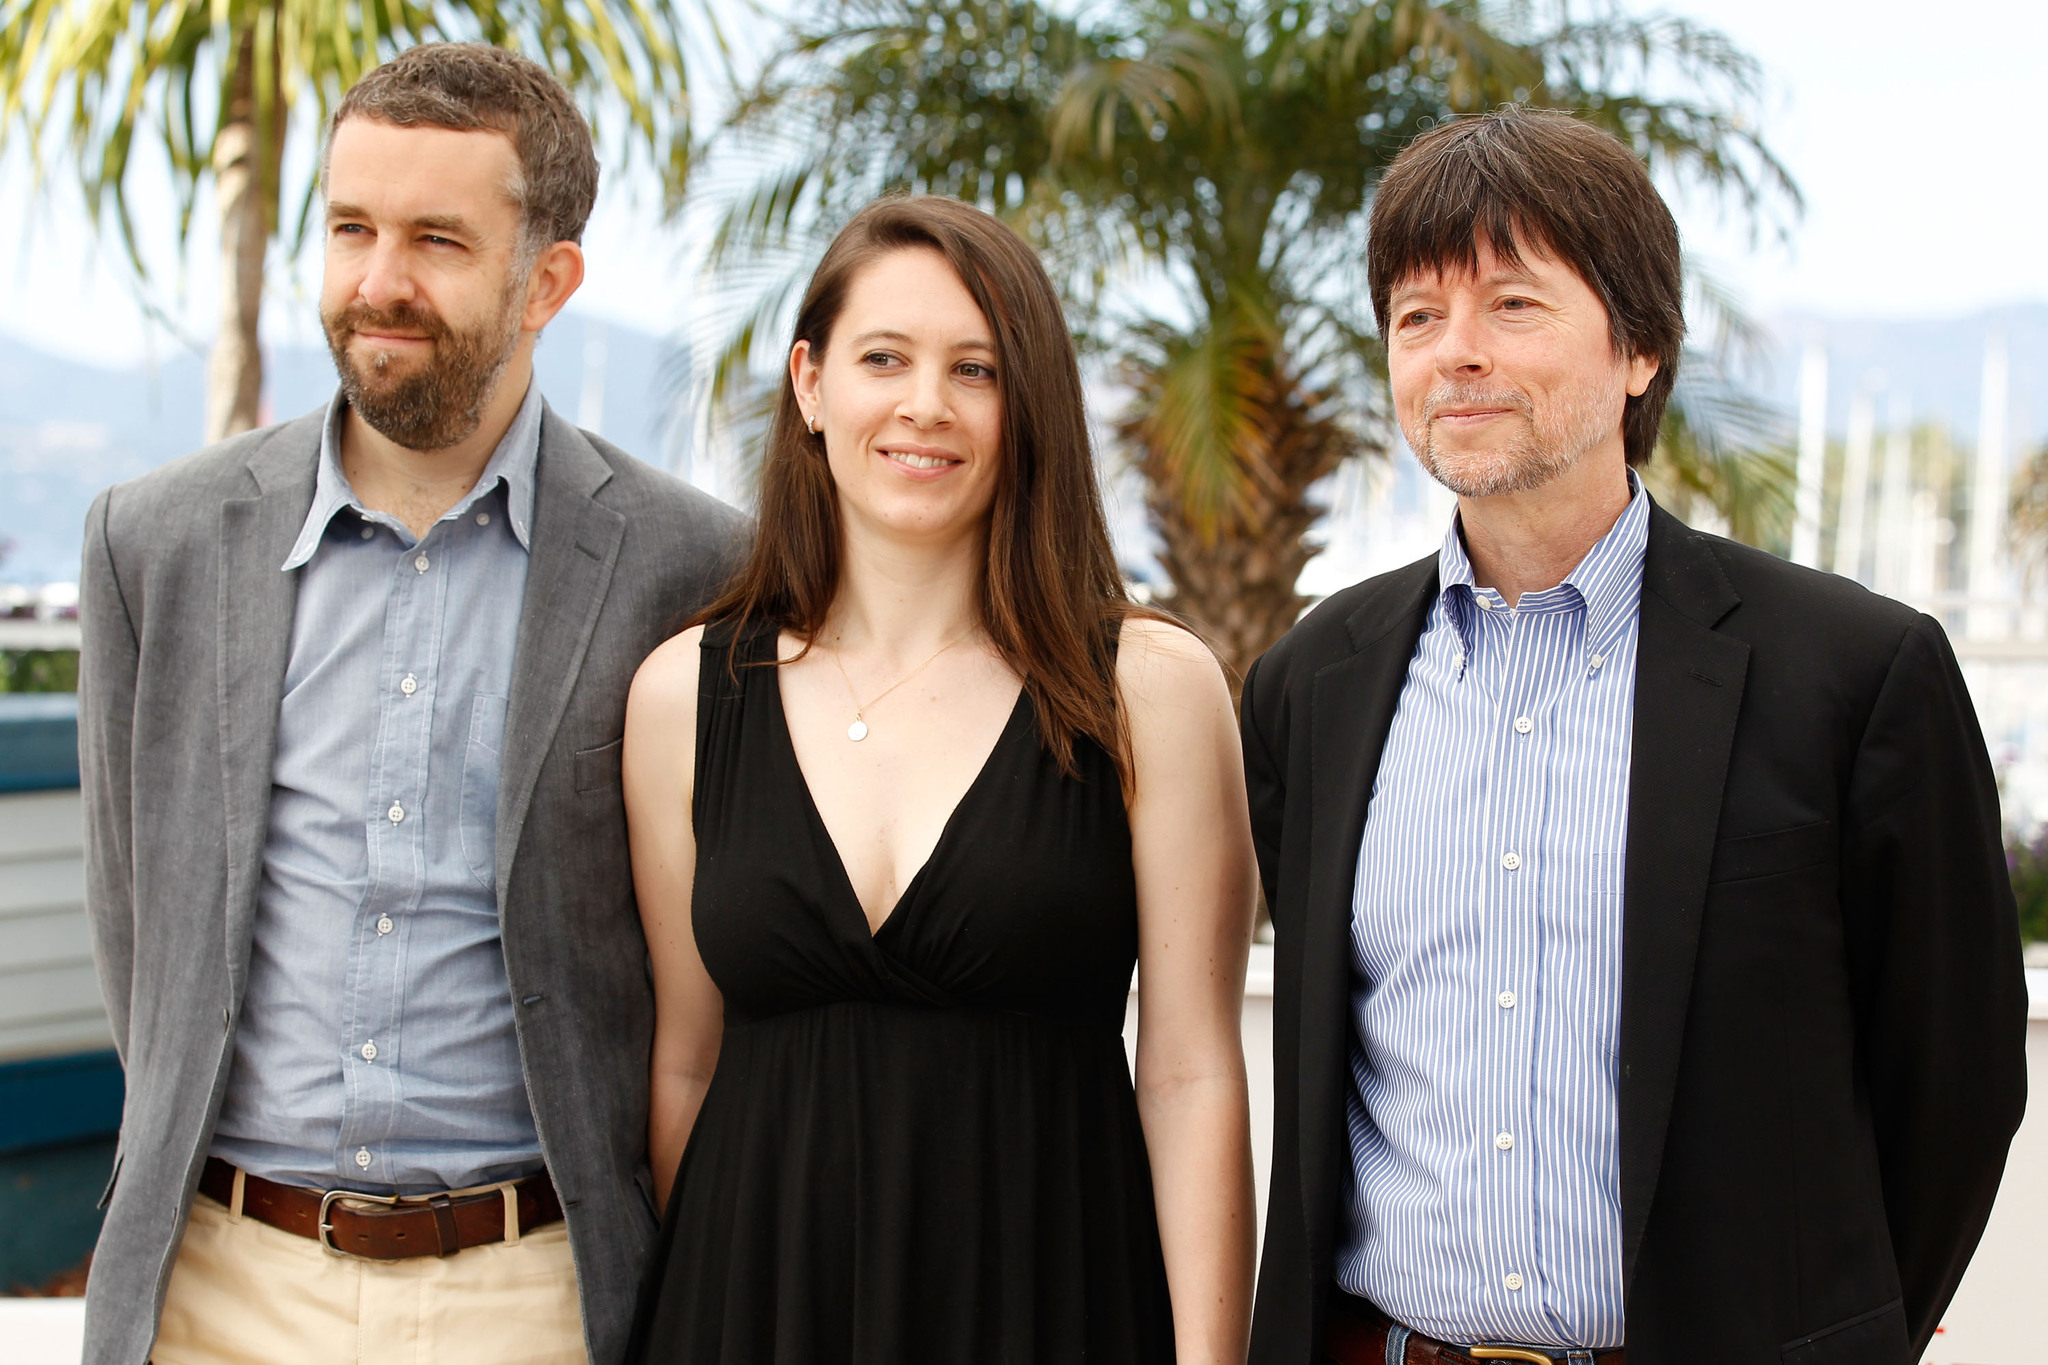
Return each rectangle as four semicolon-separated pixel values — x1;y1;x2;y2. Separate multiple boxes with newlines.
1514;716;1533;734
399;673;418;696
1501;850;1522;871
360;1040;378;1062
414;554;430;573
377;916;394;935
476;512;491;526
1498;990;1517;1009
1504;1272;1524;1291
1495;1131;1515;1150
360;525;375;540
387;802;405;824
1590;653;1606;670
355;1148;374;1169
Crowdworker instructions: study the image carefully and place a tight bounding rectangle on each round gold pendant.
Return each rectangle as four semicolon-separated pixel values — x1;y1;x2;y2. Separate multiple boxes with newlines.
847;719;869;742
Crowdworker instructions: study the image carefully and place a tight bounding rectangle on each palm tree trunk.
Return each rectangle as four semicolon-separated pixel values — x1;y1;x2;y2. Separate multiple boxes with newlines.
1146;477;1323;686
206;27;267;441
1126;360;1367;684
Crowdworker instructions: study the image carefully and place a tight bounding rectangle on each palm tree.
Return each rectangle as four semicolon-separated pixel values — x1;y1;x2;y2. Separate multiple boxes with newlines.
0;0;703;440
1639;269;1795;552
2010;442;2048;584
700;0;1799;675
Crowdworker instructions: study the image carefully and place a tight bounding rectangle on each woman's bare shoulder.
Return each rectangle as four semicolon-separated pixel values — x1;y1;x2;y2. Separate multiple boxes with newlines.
1115;614;1229;708
630;623;708;723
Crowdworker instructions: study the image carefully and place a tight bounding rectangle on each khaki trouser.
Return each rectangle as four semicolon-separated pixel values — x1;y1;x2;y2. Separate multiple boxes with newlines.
151;1192;588;1365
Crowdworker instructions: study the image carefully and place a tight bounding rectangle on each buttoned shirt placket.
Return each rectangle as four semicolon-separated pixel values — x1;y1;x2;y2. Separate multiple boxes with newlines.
1339;475;1646;1348
1465;583;1586;1337
336;511;463;1179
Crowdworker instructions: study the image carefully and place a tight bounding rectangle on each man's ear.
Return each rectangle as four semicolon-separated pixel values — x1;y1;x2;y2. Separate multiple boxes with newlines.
520;240;585;333
1625;349;1659;398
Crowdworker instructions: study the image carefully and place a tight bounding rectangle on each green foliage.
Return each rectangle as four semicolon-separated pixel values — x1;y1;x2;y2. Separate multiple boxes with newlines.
0;0;705;280
2011;829;2048;945
0;648;79;693
1641;270;1795;550
2010;443;2048;584
702;0;1800;665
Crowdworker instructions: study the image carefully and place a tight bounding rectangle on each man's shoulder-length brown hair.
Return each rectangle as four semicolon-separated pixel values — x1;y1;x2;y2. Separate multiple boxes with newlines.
1368;106;1684;467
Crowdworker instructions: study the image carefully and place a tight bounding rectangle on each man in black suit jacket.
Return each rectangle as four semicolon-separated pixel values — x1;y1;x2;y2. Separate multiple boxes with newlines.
1242;108;2026;1365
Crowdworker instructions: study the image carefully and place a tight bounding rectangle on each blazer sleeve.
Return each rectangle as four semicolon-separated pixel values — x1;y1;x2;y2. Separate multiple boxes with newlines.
1839;613;2028;1351
77;488;139;1064
1240;651;1286;921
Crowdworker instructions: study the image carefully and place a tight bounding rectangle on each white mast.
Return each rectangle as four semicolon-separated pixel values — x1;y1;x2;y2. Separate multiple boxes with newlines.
1833;388;1876;583
1967;330;2010;639
1791;341;1828;568
1874;393;1912;598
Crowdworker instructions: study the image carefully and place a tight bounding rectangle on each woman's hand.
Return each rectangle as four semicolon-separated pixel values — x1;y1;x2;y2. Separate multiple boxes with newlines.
1121;617;1260;1365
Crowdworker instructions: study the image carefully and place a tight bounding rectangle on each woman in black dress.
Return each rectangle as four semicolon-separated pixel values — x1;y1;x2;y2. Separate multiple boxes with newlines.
621;196;1257;1363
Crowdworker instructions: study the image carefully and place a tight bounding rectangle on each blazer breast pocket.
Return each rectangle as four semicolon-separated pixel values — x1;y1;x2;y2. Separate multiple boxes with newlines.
574;737;625;797
1779;1298;1906;1363
1709;818;1834;885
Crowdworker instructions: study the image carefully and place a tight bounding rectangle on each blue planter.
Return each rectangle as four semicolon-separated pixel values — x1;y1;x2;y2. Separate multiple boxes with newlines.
0;693;80;792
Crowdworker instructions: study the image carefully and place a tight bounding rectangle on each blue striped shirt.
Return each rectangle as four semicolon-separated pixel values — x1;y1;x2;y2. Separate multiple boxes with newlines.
1336;476;1649;1348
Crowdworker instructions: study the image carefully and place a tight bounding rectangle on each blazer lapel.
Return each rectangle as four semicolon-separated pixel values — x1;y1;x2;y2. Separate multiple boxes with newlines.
217;428;320;988
1617;507;1749;1284
1298;560;1436;1270
495;407;626;895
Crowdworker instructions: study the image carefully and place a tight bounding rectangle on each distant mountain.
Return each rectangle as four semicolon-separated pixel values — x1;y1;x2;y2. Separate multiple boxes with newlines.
1758;302;2048;447
7;302;2046;586
0;314;688;585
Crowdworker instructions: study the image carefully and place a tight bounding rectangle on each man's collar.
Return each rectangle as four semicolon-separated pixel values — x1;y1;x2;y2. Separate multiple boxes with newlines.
1565;468;1652;662
281;381;543;570
1432;467;1651;665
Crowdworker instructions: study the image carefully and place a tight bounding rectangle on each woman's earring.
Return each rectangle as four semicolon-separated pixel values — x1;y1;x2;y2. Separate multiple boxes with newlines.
806;413;818;434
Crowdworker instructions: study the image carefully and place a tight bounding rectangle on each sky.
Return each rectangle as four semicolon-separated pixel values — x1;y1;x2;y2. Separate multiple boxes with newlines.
2;0;2046;367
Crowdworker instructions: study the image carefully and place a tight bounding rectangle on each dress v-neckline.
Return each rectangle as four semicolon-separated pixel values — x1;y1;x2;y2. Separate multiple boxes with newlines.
772;664;1029;941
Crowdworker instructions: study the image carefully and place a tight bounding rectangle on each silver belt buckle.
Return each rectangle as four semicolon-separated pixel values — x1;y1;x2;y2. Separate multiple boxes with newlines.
317;1187;403;1259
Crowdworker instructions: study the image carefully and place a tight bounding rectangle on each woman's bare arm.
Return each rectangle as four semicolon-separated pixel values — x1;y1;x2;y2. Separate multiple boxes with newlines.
1121;617;1259;1365
624;625;726;1211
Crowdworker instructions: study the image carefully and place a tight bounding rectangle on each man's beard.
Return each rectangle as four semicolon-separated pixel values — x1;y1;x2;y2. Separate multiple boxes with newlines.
1402;378;1621;498
323;285;524;452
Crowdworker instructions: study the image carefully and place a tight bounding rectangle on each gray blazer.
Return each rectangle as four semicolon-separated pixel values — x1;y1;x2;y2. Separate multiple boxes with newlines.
75;404;746;1365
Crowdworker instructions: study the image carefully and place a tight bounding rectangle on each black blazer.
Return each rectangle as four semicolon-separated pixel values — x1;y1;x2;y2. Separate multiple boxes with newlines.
1241;505;2027;1365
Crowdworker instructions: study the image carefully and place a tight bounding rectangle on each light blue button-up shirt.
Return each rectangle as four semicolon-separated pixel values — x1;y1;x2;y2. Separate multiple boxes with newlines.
1337;474;1649;1348
212;385;546;1194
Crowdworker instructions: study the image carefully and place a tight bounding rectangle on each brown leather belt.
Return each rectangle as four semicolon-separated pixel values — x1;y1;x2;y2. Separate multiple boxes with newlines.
1326;1291;1624;1365
198;1156;563;1260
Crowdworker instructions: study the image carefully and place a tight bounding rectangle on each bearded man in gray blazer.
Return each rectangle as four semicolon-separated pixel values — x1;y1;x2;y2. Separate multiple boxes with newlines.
75;43;743;1365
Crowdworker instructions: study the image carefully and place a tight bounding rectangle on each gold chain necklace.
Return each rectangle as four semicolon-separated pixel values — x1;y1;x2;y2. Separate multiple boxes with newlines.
828;628;977;742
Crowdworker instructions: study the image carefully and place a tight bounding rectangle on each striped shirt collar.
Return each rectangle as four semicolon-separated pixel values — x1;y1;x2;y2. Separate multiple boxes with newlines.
1435;468;1651;672
282;380;542;570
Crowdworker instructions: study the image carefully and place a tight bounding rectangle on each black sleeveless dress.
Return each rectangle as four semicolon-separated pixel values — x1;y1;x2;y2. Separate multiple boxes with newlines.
628;620;1174;1364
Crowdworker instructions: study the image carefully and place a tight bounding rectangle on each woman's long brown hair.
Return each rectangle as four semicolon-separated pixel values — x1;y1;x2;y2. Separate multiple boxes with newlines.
694;195;1144;786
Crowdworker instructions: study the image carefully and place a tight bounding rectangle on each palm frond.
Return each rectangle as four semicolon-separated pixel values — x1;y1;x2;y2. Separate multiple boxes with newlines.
1121;300;1280;536
1647;358;1795;549
2010;444;2048;585
0;0;715;275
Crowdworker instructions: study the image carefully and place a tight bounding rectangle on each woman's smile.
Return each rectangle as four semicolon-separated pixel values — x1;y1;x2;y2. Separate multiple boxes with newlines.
879;443;965;477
